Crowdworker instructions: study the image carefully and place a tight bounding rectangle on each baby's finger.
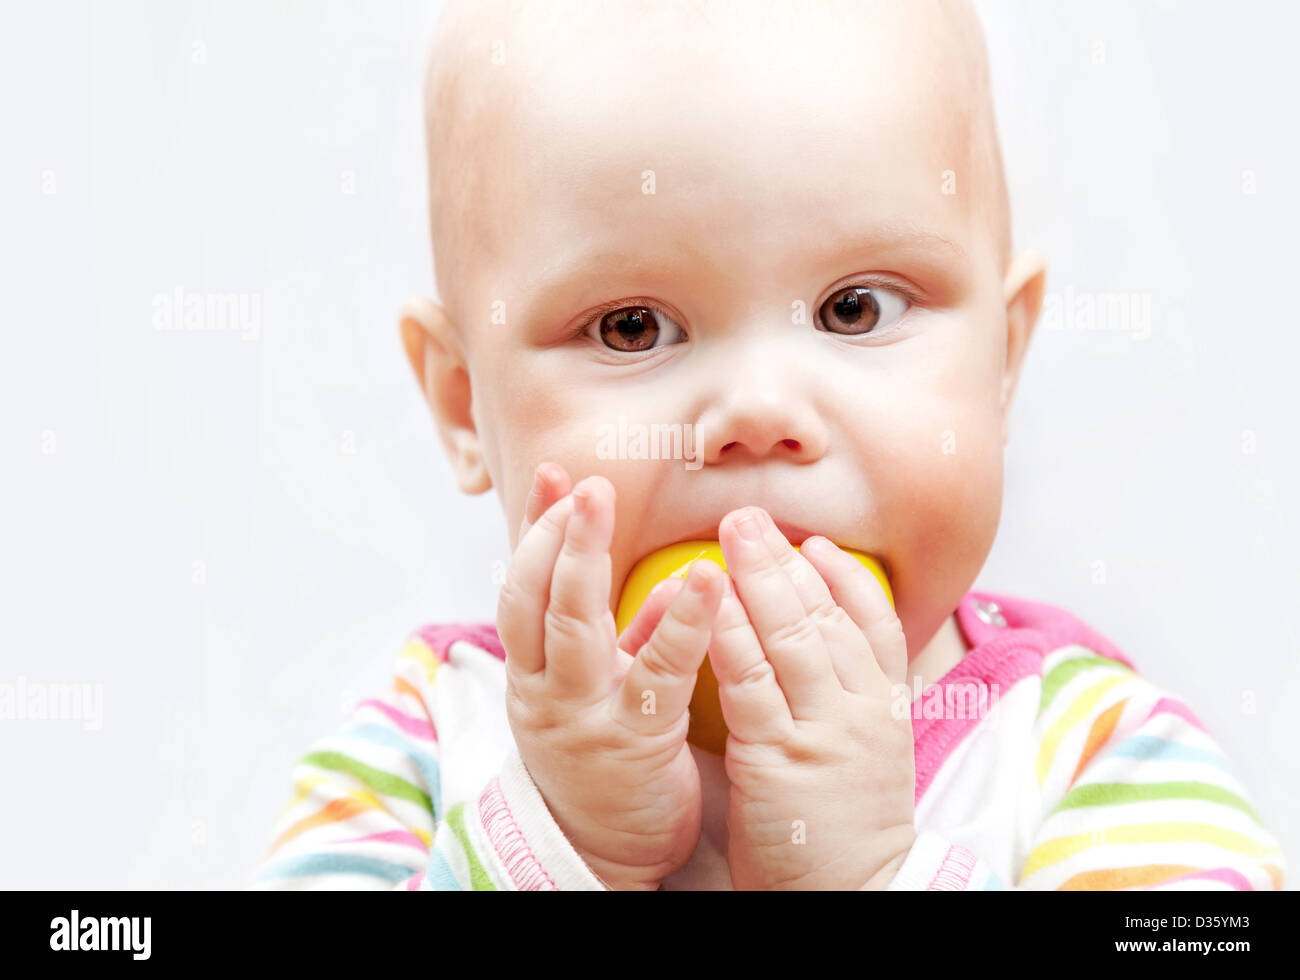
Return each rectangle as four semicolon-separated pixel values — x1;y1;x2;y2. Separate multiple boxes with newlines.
718;508;839;718
749;515;875;695
707;576;796;744
616;559;725;734
544;475;619;697
496;491;577;679
800;537;907;690
617;576;686;659
517;461;571;547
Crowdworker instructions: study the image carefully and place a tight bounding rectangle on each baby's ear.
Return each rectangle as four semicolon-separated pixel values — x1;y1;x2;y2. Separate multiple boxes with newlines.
399;295;492;495
999;250;1048;446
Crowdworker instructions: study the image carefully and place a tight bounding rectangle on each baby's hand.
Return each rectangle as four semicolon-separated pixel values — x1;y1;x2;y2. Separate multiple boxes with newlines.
497;463;727;890
709;507;917;890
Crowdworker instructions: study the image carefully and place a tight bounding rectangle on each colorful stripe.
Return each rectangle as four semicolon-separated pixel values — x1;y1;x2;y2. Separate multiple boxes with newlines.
1036;672;1132;784
1039;655;1131;716
1052;781;1261;824
1070;697;1127;784
355;699;437;742
1023;822;1284;879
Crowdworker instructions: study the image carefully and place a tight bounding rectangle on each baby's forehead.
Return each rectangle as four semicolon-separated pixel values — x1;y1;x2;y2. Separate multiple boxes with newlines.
426;0;1008;319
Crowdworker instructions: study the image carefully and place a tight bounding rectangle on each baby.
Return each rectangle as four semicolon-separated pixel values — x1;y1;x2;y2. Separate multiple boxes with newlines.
254;0;1286;890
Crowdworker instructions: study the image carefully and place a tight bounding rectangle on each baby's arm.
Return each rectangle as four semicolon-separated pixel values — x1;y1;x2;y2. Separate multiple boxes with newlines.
251;634;607;890
889;663;1286;891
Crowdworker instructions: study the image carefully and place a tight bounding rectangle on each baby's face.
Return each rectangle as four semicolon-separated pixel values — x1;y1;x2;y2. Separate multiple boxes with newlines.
416;0;1044;660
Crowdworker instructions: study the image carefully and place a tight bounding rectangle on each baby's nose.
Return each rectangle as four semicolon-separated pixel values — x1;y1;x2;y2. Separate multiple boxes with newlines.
670;322;832;464
693;371;828;465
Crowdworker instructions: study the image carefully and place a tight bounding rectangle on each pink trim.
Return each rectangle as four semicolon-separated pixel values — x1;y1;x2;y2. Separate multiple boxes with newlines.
478;776;558;891
963;590;1137;672
928;842;979;890
356;698;437;742
404;870;426;891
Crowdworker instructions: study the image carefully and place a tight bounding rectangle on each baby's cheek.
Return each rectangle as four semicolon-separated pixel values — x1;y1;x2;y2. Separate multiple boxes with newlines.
877;409;1004;650
906;437;1001;575
477;365;577;537
487;369;666;588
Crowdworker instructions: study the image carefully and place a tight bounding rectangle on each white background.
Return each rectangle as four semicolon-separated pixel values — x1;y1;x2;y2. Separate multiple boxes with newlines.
0;0;1295;888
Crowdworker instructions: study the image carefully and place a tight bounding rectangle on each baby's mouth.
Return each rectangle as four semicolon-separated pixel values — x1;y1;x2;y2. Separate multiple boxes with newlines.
677;515;822;549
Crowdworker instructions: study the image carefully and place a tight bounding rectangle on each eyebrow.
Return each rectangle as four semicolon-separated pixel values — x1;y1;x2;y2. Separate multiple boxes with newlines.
822;217;969;266
525;218;968;327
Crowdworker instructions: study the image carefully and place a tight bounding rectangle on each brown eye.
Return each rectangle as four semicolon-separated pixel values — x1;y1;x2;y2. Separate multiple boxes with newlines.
594;305;684;352
818;285;909;336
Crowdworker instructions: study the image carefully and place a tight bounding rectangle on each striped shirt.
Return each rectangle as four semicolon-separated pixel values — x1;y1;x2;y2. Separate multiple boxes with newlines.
252;591;1286;890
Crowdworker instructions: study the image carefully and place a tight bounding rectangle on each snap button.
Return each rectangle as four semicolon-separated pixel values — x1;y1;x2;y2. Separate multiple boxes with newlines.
973;599;1006;627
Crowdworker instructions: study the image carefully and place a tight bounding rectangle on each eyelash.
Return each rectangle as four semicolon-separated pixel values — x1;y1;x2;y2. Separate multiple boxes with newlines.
570;298;678;349
572;277;923;347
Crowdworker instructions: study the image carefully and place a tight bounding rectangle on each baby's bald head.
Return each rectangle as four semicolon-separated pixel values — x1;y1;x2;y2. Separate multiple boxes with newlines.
421;0;1012;341
406;1;1046;672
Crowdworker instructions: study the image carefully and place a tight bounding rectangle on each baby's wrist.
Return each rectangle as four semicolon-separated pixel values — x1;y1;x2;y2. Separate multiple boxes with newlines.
858;833;917;890
572;847;663;891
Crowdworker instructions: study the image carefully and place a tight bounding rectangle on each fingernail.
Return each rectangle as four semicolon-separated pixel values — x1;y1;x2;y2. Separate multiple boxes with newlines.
573;487;589;516
687;561;713;592
530;467;544;495
735;513;760;541
804;535;832;555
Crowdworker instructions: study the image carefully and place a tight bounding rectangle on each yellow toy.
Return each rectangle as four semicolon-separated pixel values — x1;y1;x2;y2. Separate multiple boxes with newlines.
614;539;893;756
